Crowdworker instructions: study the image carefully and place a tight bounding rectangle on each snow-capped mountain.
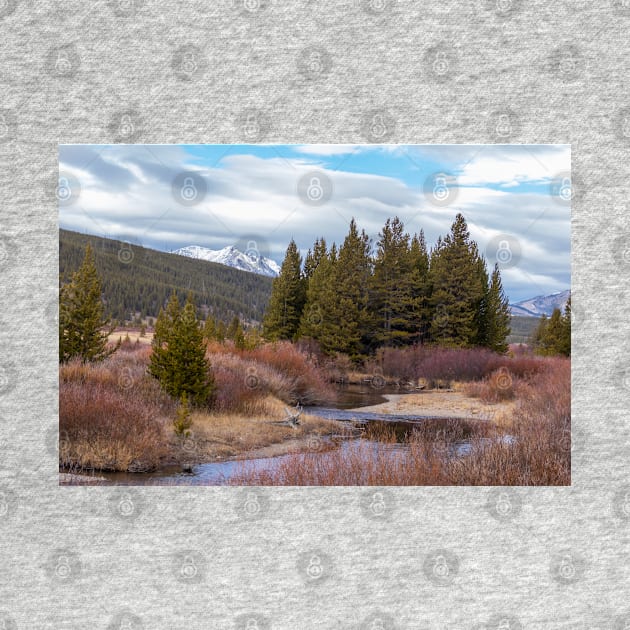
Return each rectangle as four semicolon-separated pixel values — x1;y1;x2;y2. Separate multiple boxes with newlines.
173;245;281;278
510;290;571;317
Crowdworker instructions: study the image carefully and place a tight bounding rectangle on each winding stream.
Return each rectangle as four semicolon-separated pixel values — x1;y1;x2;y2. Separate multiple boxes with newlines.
86;385;494;486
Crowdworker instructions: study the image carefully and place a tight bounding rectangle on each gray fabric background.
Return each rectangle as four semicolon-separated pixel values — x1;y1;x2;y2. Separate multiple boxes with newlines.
0;0;628;628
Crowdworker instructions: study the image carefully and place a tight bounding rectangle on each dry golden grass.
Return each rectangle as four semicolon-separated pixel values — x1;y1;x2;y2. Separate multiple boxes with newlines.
182;396;337;460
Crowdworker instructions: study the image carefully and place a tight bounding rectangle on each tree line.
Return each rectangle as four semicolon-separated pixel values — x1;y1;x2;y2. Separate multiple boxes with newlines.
262;214;512;359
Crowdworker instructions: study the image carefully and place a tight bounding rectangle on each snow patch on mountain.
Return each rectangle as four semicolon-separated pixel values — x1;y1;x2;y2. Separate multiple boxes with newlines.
510;289;571;317
173;245;281;277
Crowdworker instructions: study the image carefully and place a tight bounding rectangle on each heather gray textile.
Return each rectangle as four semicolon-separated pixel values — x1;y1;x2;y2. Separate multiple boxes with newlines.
0;1;628;628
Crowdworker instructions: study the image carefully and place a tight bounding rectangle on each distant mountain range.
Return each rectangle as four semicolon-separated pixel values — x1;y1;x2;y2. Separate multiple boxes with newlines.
173;245;281;278
509;290;571;317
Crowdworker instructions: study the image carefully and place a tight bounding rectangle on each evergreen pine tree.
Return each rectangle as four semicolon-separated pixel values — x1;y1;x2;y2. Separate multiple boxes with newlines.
299;243;337;349
303;237;327;280
323;219;372;360
227;315;241;340
558;295;571;356
148;293;214;406
148;292;181;386
59;243;117;363
370;217;417;347
484;263;511;353
203;315;216;341
409;230;431;343
533;308;564;356
262;240;306;341
215;320;226;342
428;214;486;347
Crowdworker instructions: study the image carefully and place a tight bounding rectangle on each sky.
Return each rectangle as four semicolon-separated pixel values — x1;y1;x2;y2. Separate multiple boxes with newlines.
58;144;571;304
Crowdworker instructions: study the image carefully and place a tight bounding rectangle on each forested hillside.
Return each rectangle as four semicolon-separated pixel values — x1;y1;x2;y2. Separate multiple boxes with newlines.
59;229;273;324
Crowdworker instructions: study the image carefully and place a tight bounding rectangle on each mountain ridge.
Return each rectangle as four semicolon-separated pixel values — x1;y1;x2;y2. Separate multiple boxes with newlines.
172;244;280;277
509;289;571;318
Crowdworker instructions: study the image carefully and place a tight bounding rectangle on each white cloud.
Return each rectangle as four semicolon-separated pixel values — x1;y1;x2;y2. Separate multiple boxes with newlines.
457;145;571;186
58;145;570;303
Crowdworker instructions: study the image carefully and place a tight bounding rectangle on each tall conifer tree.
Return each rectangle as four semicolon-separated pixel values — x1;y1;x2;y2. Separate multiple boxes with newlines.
371;217;417;347
262;240;306;341
428;214;486;347
484;263;511;353
59;243;116;363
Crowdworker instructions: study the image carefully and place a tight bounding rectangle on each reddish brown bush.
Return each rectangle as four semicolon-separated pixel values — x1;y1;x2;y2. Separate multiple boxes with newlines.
59;355;174;472
371;345;546;387
207;341;335;409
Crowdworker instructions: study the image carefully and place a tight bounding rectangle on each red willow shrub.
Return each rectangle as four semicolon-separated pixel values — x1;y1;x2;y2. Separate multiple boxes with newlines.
59;355;175;472
206;341;335;409
371;344;546;386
